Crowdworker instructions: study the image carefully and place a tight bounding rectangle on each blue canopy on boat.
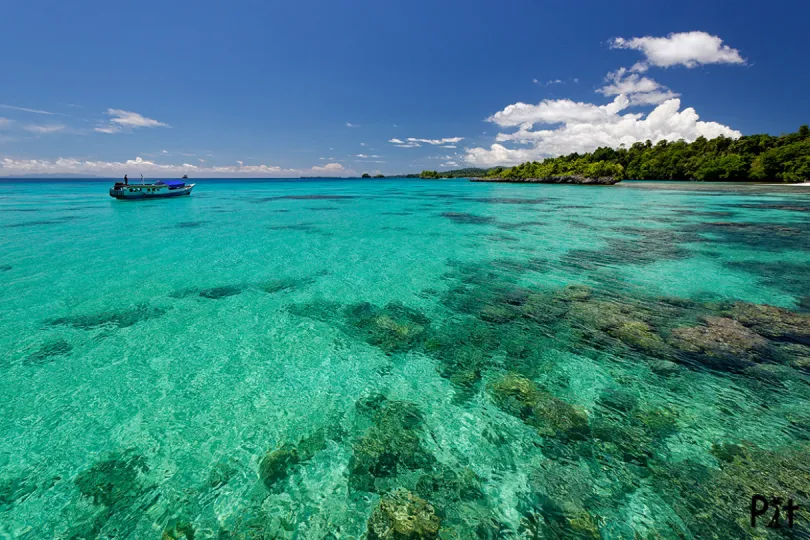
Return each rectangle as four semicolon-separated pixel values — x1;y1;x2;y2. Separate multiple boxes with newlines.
156;180;186;188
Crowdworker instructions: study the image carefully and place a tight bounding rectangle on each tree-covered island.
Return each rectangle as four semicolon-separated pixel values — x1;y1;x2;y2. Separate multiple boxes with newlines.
429;126;810;184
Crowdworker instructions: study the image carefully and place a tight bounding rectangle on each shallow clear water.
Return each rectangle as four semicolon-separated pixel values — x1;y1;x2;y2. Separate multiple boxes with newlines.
1;179;810;538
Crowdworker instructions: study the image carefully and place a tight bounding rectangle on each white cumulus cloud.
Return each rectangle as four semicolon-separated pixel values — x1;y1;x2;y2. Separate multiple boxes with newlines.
96;109;169;133
611;31;745;69
466;96;741;167
407;137;463;145
389;136;463;148
311;162;345;173
488;96;630;128
598;68;679;106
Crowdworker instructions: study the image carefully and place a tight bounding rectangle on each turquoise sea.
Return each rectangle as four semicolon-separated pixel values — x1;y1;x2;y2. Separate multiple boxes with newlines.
1;178;810;539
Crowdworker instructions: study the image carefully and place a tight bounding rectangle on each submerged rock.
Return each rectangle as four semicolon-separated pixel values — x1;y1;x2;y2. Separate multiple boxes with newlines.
488;373;589;441
258;444;300;490
440;212;496;225
258;430;326;490
554;284;593;303
607;320;668;356
414;466;484;507
349;397;434;492
563;295;671;356
259;276;311;294
74;454;151;509
773;342;810;371
162;520;195;540
727;302;810;345
424;319;498;400
521;496;601;539
653;442;810;538
742;363;795;387
367;489;442;539
48;304;166;330
597;388;638;413
588;407;678;467
0;476;37;507
669;316;768;371
25;338;72;365
198;285;242;299
345;302;431;354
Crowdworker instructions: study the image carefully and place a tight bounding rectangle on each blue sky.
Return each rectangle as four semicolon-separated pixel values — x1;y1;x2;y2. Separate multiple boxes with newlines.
1;0;809;177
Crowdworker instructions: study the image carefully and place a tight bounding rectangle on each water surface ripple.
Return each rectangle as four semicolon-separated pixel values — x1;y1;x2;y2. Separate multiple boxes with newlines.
1;179;809;538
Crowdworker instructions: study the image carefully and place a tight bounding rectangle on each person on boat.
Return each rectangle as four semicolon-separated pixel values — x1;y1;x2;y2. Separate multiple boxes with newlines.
124;174;129;185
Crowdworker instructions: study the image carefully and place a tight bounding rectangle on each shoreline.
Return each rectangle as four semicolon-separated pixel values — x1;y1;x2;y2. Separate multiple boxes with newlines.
470;175;620;185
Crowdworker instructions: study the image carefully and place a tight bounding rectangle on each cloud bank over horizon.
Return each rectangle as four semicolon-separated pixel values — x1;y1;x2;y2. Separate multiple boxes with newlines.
0;156;357;178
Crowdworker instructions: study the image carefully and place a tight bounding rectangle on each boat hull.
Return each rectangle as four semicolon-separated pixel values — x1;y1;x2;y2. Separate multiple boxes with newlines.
109;184;195;199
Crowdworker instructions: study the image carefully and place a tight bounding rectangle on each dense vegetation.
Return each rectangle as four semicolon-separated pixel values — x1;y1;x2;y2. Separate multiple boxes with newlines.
486;160;624;181
485;125;810;183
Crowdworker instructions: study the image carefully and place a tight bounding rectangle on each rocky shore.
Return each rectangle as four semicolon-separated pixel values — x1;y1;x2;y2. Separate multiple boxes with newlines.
471;175;620;185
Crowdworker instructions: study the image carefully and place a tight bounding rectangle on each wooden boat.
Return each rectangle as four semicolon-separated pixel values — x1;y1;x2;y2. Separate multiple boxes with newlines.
109;179;195;199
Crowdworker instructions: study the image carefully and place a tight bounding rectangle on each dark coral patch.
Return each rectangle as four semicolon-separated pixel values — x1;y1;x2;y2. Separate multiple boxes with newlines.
424;319;499;400
26;338;72;365
726;302;810;345
75;453;151;509
488;373;589;441
343;302;431;354
198;286;243;299
668;316;768;371
466;197;553;205
724;260;810;297
440;212;496;225
259;430;326;491
175;221;208;228
652;442;810;539
684;221;810;252
0;476;37;507
561;228;694;268
268;223;320;232
258;276;313;294
496;220;547;231
366;489;442;539
349;395;435;492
